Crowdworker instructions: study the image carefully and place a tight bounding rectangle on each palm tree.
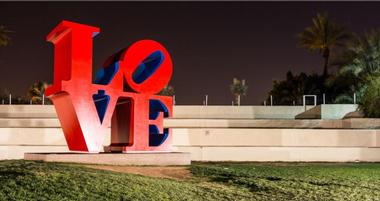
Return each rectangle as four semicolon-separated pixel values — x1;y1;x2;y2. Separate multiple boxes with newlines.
340;29;380;79
0;25;11;47
27;81;49;104
334;29;380;104
297;13;350;76
230;78;248;105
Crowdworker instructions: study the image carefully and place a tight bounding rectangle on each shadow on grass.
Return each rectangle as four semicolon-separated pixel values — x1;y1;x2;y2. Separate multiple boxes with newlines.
0;170;27;178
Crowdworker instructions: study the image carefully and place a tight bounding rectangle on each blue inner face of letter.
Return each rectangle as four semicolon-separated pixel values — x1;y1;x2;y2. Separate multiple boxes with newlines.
132;51;164;84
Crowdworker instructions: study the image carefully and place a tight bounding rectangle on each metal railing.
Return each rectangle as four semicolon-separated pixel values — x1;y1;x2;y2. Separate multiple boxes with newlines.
0;93;360;106
1;94;46;105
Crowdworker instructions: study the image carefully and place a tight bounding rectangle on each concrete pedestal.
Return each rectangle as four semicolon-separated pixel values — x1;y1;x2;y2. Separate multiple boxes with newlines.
24;152;191;166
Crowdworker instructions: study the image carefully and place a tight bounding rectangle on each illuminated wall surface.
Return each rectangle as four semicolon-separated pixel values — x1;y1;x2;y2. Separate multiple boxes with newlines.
0;105;379;162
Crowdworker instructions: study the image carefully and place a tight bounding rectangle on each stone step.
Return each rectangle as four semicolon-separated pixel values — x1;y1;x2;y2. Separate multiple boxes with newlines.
25;152;191;166
1;117;379;129
0;105;314;119
166;118;380;129
0;145;69;160
295;105;321;119
173;105;313;119
0;105;360;120
172;128;380;147
176;146;380;162
0;118;60;128
3;145;380;162
0;128;110;146
1;127;378;147
0;105;57;118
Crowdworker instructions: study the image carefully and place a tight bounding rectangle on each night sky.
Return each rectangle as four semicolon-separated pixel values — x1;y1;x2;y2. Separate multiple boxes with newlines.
1;2;380;105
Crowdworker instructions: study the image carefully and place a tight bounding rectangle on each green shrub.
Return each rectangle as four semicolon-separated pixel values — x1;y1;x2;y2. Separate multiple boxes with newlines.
360;74;380;117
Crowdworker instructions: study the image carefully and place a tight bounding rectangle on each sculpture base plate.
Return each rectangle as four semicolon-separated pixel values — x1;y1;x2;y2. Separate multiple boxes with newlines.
24;152;191;166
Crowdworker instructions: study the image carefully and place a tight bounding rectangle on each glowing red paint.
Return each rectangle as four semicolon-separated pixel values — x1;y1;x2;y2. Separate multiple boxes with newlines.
46;20;173;152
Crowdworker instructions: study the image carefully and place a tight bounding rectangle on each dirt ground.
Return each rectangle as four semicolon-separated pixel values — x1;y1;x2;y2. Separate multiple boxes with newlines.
86;165;192;180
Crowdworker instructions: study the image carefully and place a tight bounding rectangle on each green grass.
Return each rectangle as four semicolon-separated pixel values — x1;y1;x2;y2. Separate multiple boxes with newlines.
191;162;380;201
1;161;380;201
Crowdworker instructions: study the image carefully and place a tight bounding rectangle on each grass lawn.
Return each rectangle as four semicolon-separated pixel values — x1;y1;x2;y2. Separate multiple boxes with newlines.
0;161;379;201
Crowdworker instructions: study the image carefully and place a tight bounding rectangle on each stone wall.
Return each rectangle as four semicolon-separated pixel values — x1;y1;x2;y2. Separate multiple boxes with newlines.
0;105;378;162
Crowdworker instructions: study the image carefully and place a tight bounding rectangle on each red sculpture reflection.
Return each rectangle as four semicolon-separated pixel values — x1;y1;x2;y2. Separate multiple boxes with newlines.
46;21;173;153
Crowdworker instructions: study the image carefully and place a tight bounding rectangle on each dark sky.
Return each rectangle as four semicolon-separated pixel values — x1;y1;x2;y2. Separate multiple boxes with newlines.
1;2;380;105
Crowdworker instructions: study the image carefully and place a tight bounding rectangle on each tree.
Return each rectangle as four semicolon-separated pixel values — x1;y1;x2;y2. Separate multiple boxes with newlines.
297;13;350;76
158;85;175;97
360;73;380;118
230;78;248;105
267;71;325;105
27;81;49;104
324;72;360;104
340;30;380;79
334;29;380;104
330;29;380;116
0;25;11;47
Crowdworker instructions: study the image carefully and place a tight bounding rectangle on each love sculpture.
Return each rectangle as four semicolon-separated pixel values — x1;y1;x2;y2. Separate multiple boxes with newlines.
46;21;173;153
